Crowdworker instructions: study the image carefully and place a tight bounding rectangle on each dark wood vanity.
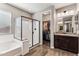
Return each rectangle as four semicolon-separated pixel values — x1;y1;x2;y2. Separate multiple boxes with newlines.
54;34;79;54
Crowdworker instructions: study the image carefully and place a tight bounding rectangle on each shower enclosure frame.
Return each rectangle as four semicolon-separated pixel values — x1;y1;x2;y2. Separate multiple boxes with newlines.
14;16;40;47
32;19;40;47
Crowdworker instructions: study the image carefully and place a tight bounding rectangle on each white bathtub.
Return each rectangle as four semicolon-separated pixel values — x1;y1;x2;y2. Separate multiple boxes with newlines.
0;34;21;56
0;34;29;56
0;40;21;56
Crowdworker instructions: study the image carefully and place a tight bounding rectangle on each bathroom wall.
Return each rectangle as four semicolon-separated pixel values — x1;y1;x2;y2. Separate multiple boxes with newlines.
42;14;50;21
76;4;79;11
0;3;32;43
76;4;79;34
56;4;77;13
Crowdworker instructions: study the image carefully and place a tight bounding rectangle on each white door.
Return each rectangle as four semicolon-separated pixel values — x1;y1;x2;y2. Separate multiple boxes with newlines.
33;20;39;45
22;18;32;47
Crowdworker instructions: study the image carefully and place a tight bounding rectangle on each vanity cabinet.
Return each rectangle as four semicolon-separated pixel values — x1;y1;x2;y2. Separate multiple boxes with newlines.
54;35;78;54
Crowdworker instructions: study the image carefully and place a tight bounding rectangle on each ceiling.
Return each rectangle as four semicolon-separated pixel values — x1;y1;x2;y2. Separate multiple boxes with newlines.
9;3;73;14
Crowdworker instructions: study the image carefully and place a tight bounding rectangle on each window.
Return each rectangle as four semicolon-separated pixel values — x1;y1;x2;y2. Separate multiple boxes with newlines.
0;10;11;34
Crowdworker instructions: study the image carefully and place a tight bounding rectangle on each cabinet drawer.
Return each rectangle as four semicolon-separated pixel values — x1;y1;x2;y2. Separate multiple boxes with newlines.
54;35;64;39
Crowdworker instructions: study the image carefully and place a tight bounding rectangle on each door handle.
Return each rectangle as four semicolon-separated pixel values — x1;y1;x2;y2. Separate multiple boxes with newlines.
33;32;34;34
34;28;36;30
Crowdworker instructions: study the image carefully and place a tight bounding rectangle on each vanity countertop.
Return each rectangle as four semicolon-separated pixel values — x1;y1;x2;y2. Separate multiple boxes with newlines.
54;33;79;37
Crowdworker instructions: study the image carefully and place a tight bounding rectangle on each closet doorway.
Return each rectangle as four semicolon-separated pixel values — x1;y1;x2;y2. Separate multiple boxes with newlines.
42;11;50;47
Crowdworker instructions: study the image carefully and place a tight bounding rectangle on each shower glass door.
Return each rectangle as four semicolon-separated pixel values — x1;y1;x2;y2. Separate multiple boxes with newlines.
15;17;21;40
15;16;40;47
33;20;40;45
22;17;32;47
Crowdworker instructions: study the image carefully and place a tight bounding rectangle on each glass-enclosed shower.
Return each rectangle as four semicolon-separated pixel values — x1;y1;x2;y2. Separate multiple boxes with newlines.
14;16;40;47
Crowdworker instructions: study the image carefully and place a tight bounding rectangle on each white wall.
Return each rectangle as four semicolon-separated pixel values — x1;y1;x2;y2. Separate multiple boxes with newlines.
49;6;56;48
42;14;50;21
56;4;77;13
76;4;79;34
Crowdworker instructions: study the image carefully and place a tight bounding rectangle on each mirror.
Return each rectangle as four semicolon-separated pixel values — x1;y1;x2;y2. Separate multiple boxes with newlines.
57;15;73;33
57;14;79;34
63;16;73;33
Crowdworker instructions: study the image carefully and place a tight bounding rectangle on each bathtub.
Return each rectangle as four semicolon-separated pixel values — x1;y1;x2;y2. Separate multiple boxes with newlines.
0;40;21;56
0;34;21;56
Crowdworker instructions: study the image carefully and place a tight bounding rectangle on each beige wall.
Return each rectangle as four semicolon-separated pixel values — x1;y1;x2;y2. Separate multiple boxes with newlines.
42;14;50;21
0;3;32;33
56;4;77;13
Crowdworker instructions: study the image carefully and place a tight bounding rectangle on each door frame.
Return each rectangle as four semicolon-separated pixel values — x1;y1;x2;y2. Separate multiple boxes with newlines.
42;15;50;47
